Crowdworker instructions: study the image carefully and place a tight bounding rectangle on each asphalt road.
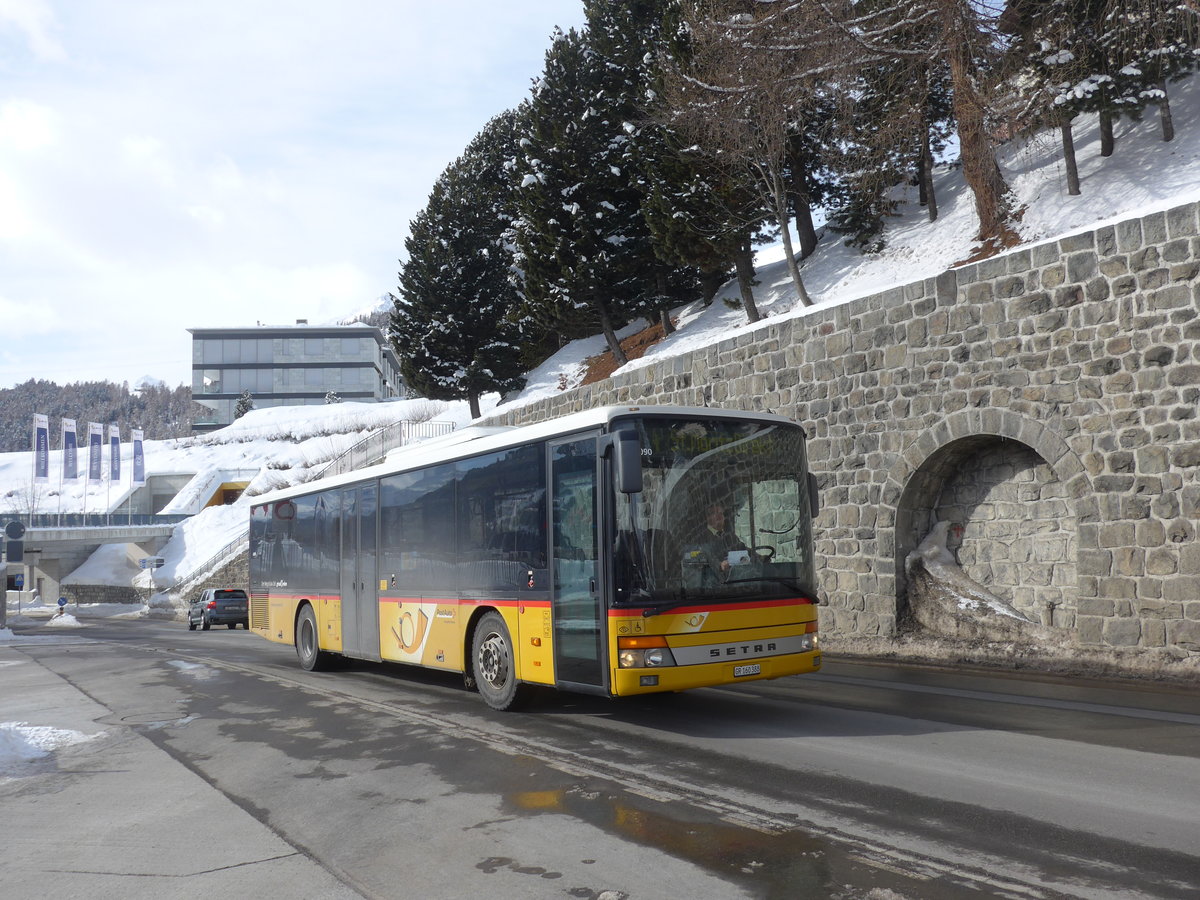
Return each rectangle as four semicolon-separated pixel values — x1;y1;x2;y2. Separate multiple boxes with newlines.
4;617;1199;899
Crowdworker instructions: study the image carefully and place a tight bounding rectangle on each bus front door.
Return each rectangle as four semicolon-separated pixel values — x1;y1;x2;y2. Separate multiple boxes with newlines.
340;483;380;661
550;435;606;691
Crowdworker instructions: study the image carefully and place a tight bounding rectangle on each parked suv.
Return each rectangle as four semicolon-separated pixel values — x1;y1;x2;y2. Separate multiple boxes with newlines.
188;588;249;630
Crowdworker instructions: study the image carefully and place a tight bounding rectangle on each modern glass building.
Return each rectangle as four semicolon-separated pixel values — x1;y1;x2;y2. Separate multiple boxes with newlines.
188;323;406;433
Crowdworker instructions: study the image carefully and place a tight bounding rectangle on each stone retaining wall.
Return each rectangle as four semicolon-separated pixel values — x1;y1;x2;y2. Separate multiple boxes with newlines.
61;584;142;606
488;200;1200;656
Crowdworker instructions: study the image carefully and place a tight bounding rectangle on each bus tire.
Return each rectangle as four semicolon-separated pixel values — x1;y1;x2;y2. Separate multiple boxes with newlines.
472;611;527;711
296;604;330;672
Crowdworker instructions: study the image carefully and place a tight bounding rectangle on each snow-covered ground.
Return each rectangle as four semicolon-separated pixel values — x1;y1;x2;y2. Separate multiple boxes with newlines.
2;73;1198;621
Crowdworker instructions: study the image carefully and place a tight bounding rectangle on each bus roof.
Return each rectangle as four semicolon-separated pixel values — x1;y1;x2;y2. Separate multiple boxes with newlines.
250;405;802;506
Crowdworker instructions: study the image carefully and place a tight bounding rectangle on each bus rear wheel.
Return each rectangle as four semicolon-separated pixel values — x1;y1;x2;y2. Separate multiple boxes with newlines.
472;612;527;711
296;604;330;672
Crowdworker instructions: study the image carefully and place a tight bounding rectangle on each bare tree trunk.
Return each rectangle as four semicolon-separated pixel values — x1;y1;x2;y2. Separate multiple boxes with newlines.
468;391;481;420
770;168;813;307
942;5;1010;243
1060;113;1081;196
919;125;938;222
789;162;820;259
700;269;726;306
594;297;629;366
733;237;761;324
1099;108;1115;157
654;270;675;335
1158;79;1175;142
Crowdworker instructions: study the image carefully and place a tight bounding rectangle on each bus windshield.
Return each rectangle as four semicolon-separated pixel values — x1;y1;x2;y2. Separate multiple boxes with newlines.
612;416;816;608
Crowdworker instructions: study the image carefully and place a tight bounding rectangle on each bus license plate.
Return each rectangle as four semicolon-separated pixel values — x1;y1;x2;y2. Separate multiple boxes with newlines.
734;663;761;677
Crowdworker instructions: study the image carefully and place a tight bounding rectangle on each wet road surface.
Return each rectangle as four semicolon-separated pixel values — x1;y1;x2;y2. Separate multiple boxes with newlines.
6;618;1199;899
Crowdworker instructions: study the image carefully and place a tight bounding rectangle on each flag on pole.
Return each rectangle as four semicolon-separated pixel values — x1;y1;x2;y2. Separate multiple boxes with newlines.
33;414;50;483
62;419;79;480
109;424;121;481
132;428;146;486
88;423;103;482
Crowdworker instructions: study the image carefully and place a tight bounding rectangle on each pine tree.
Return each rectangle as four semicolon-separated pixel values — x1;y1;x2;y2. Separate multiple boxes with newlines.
511;25;663;365
1098;0;1200;142
640;127;766;318
234;390;254;419
638;1;767;318
391;110;528;421
584;0;707;335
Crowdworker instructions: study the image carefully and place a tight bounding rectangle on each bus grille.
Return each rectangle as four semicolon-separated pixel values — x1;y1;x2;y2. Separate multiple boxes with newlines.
250;590;269;629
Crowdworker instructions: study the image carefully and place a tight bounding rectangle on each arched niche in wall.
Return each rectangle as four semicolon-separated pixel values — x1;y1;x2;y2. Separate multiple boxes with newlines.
884;411;1092;629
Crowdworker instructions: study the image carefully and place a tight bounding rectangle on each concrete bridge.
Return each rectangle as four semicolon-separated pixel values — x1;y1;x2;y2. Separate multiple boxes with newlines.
489;199;1200;659
2;515;184;609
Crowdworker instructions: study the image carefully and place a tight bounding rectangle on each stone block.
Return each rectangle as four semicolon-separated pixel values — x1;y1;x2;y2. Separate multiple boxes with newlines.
1163;239;1192;264
1142;619;1167;647
1166;202;1199;238
1166;619;1200;652
1102;616;1142;646
1163;576;1200;604
1060;231;1095;253
1076;615;1105;644
1141;211;1168;244
1077;596;1116;617
1066;252;1098;282
1115;219;1143;252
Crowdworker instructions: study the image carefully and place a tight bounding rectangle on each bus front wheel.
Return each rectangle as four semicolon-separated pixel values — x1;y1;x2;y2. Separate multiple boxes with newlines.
472;612;527;711
296;605;330;672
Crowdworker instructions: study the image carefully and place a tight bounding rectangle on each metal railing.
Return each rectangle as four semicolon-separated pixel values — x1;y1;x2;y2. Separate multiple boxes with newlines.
11;514;190;529
311;419;455;481
169;419;456;598
171;528;250;598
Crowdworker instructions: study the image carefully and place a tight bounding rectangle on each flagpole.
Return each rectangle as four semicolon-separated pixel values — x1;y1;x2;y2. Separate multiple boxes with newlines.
105;436;111;526
57;422;63;526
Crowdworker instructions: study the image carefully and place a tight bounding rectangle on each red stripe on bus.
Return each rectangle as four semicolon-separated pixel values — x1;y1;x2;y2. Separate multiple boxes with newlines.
608;597;814;617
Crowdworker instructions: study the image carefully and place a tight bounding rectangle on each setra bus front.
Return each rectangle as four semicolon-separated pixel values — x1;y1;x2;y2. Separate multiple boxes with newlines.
586;412;822;697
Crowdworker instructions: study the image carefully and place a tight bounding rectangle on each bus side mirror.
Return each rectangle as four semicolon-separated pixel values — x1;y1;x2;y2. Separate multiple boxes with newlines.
808;473;820;517
613;432;643;494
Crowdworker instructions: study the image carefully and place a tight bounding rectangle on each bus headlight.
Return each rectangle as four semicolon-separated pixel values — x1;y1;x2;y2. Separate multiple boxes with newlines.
616;638;677;668
645;648;671;667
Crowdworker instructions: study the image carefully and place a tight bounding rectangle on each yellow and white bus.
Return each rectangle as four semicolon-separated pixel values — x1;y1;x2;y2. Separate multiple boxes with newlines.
248;405;822;710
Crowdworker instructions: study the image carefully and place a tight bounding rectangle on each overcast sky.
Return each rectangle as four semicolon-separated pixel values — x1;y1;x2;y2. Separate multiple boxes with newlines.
0;1;587;391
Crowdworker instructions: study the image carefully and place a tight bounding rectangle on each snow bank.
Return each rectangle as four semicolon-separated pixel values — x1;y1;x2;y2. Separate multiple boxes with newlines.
0;721;100;765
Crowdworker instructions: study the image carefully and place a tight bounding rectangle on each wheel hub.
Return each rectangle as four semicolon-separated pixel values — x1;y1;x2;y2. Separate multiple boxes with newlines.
478;633;509;686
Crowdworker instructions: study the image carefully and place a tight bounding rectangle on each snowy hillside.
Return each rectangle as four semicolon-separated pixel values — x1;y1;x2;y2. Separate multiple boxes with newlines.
499;73;1200;400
